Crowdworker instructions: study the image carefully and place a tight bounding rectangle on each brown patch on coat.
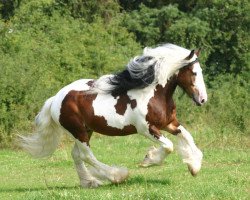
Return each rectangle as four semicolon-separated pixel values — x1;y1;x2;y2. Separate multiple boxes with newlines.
166;120;181;135
149;125;161;139
146;79;178;130
114;94;137;115
130;99;137;109
59;90;91;143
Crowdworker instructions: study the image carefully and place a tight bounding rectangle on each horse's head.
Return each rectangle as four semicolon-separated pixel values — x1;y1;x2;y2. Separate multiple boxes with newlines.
177;50;207;106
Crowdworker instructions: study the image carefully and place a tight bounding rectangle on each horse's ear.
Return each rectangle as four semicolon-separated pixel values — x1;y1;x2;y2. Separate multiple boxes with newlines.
195;48;201;57
185;49;195;60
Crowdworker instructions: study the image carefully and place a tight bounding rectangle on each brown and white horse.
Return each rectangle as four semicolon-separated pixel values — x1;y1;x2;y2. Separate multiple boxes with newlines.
19;44;207;188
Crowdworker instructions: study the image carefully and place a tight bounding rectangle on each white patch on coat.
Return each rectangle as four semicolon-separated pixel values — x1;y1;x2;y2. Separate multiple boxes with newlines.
192;63;208;103
92;84;156;133
50;79;93;124
90;74;114;94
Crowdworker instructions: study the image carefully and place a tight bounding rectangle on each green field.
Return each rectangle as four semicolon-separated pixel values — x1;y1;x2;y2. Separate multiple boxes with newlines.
0;1;249;199
0;133;249;200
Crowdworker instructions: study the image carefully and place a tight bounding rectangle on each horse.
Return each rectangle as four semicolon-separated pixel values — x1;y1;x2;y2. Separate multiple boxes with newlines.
19;43;207;188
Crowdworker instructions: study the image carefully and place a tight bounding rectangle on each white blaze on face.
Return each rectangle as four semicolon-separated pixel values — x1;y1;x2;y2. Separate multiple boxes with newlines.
192;63;207;103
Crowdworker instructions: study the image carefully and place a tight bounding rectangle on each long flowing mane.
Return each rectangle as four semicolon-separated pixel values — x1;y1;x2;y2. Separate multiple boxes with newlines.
92;44;197;95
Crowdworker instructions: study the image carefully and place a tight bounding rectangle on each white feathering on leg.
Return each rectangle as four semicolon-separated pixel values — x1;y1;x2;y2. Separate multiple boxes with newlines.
177;125;203;176
76;140;129;184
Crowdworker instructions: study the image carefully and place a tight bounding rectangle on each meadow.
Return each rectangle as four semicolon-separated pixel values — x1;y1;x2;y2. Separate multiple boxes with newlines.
0;132;249;200
0;1;249;199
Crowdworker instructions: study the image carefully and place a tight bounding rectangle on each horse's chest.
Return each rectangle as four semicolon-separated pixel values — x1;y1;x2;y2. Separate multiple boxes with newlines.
146;95;175;129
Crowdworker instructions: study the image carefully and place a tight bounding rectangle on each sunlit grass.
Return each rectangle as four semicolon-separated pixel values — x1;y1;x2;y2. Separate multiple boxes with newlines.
0;133;249;200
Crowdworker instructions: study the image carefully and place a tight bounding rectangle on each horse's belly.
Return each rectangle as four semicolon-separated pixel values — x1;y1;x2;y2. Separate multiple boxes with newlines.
87;120;137;136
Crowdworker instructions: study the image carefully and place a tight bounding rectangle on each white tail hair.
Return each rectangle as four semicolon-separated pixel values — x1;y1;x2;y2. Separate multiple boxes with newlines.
18;96;62;158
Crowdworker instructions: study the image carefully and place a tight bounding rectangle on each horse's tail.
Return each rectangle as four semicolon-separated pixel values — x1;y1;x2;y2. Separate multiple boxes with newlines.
18;96;62;158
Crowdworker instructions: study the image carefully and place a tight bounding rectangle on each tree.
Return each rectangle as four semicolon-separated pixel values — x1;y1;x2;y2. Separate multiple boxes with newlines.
121;0;250;77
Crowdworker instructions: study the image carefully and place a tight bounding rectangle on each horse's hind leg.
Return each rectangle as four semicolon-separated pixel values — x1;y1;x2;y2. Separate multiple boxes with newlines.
71;143;102;188
63;110;128;186
75;139;129;184
71;130;128;186
140;125;174;167
62;114;103;187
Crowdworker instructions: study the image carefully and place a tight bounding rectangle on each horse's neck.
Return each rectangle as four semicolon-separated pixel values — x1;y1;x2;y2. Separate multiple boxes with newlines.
155;76;178;102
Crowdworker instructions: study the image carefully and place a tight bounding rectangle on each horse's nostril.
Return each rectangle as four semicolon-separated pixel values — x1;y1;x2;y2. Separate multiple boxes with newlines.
201;99;205;103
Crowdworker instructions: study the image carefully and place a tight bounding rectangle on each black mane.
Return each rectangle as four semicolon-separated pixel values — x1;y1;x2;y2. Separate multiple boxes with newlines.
108;57;155;96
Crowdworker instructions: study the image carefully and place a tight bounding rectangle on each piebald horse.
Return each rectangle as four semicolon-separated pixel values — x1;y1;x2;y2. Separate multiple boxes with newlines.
19;44;207;188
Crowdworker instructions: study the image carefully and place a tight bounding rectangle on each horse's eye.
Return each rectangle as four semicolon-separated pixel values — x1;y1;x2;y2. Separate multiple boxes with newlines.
193;72;197;76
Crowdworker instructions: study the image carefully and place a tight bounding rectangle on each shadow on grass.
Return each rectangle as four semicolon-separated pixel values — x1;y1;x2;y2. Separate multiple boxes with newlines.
101;175;171;189
0;175;171;193
0;185;79;193
126;175;171;185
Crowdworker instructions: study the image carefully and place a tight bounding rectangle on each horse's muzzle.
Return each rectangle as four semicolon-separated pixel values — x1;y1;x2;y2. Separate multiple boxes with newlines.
192;94;206;106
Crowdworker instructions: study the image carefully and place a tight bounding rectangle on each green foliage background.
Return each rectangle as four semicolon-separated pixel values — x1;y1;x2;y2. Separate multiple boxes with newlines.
0;0;249;147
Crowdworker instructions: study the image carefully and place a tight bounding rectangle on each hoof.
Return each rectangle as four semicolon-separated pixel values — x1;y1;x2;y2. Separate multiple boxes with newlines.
139;146;164;167
188;164;199;176
186;159;202;176
185;149;203;176
80;178;103;188
110;167;129;184
139;160;161;168
89;166;129;184
139;162;150;168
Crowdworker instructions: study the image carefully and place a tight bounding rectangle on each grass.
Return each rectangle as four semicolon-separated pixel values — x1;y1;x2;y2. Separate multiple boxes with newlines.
0;132;249;200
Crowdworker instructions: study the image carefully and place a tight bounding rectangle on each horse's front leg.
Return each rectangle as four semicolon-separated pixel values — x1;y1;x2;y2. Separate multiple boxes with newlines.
166;120;203;176
175;125;203;176
140;125;174;167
